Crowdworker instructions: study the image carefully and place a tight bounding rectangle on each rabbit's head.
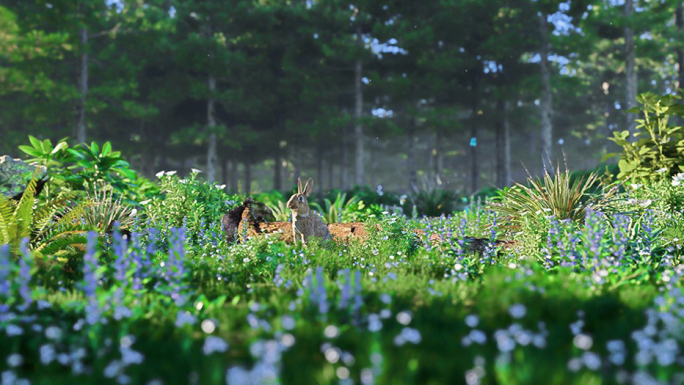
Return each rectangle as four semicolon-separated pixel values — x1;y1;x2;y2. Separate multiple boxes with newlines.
287;177;313;215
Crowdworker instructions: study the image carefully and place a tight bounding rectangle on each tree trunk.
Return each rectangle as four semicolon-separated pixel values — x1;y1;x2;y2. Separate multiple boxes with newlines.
294;140;302;182
316;145;324;190
407;117;417;192
496;91;510;188
539;13;553;173
230;158;238;193
76;27;88;144
470;82;480;194
327;154;334;190
207;74;218;183
340;114;349;189
244;161;252;194
678;3;684;91
274;144;282;191
369;138;376;187
221;155;228;190
434;130;443;186
354;58;364;187
426;132;434;187
624;0;637;139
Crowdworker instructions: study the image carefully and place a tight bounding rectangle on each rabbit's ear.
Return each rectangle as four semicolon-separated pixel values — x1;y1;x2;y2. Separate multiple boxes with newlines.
297;177;303;194
304;178;314;197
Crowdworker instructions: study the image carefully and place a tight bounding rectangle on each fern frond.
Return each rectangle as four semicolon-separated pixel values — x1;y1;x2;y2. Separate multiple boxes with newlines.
34;232;88;258
0;195;15;245
35;205;91;245
33;192;79;235
12;178;37;241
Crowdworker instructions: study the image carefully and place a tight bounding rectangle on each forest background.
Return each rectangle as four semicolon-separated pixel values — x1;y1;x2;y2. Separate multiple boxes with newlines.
0;0;679;194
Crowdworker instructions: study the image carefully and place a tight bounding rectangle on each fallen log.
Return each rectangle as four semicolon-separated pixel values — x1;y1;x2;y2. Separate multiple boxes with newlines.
236;220;370;243
226;199;516;251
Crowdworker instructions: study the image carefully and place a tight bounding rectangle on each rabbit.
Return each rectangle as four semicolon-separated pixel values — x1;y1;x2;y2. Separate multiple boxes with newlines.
287;177;332;246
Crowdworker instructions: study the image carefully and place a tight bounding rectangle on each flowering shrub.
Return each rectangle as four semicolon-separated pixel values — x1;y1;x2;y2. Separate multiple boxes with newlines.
141;171;240;245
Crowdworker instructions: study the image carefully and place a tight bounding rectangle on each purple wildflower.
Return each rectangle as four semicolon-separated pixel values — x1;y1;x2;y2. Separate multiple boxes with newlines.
113;223;129;286
338;269;351;310
0;244;10;298
353;271;363;314
18;238;32;309
145;228;158;269
273;264;285;287
130;232;144;290
167;228;188;306
612;214;630;262
316;267;329;315
81;232;99;298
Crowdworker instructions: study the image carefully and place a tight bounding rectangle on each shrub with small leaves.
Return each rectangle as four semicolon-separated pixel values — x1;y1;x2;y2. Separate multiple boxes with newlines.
606;92;684;182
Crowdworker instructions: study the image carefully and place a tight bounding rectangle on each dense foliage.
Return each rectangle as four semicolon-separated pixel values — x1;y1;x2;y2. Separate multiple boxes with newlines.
3;121;684;384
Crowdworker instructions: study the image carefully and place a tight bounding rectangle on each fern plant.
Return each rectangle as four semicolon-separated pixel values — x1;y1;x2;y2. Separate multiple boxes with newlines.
0;178;91;259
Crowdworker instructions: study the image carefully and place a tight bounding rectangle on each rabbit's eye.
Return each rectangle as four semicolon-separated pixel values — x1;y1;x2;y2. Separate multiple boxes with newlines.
298;196;304;202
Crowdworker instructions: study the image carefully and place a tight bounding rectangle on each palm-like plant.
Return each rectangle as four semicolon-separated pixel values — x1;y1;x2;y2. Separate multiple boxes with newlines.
266;200;291;222
0;178;91;259
310;193;360;224
81;183;135;233
489;165;617;234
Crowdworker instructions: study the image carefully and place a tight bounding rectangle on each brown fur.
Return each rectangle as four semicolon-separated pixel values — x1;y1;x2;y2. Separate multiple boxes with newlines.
286;177;331;246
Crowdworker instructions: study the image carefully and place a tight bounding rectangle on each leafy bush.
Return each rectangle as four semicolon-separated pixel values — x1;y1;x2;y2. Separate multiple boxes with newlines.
406;188;464;217
142;171;240;242
322;185;400;208
19;136;158;204
489;165;616;234
606;92;684;181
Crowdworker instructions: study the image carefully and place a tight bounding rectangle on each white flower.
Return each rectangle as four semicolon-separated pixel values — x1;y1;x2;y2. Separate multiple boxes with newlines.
630;184;642;190
191;168;202;174
657;167;668;173
165;171;177;176
155;171;165;178
672;173;684;186
216;184;226;190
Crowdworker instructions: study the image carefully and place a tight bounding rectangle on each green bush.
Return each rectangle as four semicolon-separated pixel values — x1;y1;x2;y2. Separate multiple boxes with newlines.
142;171;240;242
18;136;158;204
606;92;684;182
406;187;464;217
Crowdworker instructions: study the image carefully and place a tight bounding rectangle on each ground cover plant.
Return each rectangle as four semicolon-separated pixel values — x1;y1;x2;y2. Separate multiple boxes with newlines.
4;96;684;384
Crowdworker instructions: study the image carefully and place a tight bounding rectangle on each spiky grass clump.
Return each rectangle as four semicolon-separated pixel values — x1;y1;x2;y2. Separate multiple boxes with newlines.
82;183;134;233
489;165;616;234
